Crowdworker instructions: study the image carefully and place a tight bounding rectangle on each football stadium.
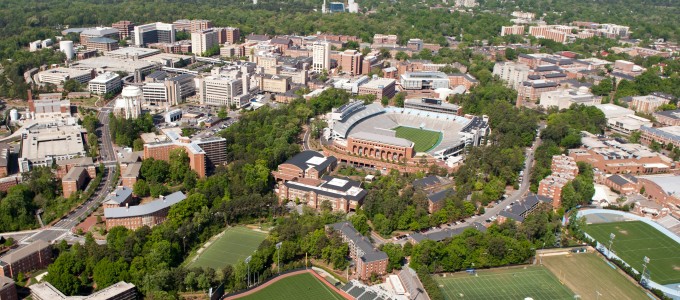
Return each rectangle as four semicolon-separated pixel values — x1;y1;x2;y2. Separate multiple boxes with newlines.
325;100;489;172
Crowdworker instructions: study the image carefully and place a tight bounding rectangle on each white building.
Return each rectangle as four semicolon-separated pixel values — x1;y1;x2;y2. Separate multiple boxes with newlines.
199;75;246;108
88;72;121;95
37;67;92;86
191;29;218;56
133;22;175;46
116;86;143;119
18;123;88;173
142;82;168;105
595;103;651;135
539;87;600;110
312;41;331;73
400;71;450;90
492;62;530;90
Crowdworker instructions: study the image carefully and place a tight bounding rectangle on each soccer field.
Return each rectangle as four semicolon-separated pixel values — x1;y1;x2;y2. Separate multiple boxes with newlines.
434;266;574;300
585;221;680;284
542;253;650;299
188;227;267;270
237;272;345;300
393;126;442;152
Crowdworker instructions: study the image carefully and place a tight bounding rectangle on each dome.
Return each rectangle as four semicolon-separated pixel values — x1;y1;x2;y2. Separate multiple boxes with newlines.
121;85;142;98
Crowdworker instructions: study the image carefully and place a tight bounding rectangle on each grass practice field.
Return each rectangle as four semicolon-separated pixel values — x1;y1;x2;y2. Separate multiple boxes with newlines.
188;227;267;270
393;126;442;152
586;220;680;284
434;266;574;300
542;253;650;299
237;272;345;300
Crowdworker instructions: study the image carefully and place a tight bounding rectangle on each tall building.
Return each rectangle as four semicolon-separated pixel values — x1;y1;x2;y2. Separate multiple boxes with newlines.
312;41;331;73
112;20;135;40
327;222;388;280
173;19;213;32
214;27;240;44
88;72;122;95
199;75;244;107
191;29;218;56
133;22;175;46
338;49;362;75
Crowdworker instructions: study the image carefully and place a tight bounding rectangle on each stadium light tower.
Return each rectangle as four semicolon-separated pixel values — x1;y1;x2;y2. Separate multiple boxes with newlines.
641;256;650;284
276;242;283;274
608;233;616;258
245;255;252;287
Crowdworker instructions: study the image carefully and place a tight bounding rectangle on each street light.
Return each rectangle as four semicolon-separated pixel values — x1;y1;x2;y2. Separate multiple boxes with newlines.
276;242;282;274
245;255;252;287
641;256;650;284
608;233;616;259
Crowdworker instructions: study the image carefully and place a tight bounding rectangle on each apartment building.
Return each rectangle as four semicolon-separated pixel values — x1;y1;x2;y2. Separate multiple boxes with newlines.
214;27;240;44
640;126;680;149
492;62;530;89
337;49;362;75
88;72;121;95
628;94;671;113
105;192;186;230
0;240;52;278
191;29;218;56
173;19;212;32
538;155;579;208
327;222;388;280
143;132;227;178
500;25;525;36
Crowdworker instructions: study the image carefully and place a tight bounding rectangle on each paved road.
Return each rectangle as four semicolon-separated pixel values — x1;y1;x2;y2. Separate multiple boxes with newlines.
302;126;313;151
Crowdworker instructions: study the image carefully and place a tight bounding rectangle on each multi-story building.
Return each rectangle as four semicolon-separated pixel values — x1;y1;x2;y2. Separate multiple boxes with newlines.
105;191;186;230
173;19;212;32
640;126;680;149
538;155;578;208
404;98;461;115
327;222;388;280
133;22;175;46
492;62;530;90
85;37;119;53
500;25;525;36
88;72;121;95
198;75;245;107
517;80;559;104
191;29;218;56
529;25;573;43
539;87;600;110
628;95;671;113
103;187;133;209
80;27;119;46
0;144;10;178
279;176;367;213
447;73;478;90
0;240;52;278
37;67;92;86
259;74;291;93
604;174;640;195
272;151;337;183
19;124;87;173
143;132;227;178
498;194;552;223
193;137;228;173
426;188;453;214
112;21;135;40
148;41;192;54
220;44;245;58
372;34;398;46
31;281;136;300
0;276;17;300
337;50;362;76
143;73;196;106
214;27;240;44
357;78;396;99
654;109;680;126
400;71;450;90
312;41;331;72
121;162;141;189
61;166;90;198
55;157;96;179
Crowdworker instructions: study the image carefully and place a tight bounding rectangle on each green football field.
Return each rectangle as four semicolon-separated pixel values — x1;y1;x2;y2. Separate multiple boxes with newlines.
237;273;344;300
187;227;267;270
393;126;442;152
586;220;680;284
434;266;574;300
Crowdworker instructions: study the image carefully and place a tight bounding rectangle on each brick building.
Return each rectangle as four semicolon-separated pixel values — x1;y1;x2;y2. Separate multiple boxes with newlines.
498;194;552;223
0;240;52;278
447;73;479;90
0;277;17;300
61;166;90;198
604;174;640;195
0;144;9;178
347;132;414;162
327;222;388;280
104;191;186;230
103;187;133;209
214;27;240;44
426;188;453;214
637;175;680;206
143;133;227;178
336;49;363;76
278;176;367;213
112;21;135;40
357;78;396;100
640;126;680;149
654;109;680;126
538;155;578;208
271;151;337;183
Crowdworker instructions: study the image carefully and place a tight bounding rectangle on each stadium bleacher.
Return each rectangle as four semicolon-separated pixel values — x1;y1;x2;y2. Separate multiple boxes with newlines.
656;215;680;237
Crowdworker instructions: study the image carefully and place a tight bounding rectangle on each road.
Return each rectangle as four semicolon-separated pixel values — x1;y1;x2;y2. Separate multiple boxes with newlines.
15;100;119;245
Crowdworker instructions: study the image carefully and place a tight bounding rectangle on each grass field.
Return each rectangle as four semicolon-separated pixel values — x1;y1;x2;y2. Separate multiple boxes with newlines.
393;126;442;152
237;273;344;300
434;266;574;300
585;220;680;284
188;227;267;270
542;253;650;299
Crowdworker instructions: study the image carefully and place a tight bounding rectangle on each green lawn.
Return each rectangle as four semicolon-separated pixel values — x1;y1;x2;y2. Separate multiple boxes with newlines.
237;273;344;300
434;266;574;300
393;126;442;152
585;220;680;284
542;253;650;300
187;227;267;270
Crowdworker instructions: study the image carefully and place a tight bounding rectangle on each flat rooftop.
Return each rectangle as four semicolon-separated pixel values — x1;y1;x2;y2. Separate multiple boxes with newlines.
20;124;86;160
70;56;158;74
361;78;395;89
105;47;160;58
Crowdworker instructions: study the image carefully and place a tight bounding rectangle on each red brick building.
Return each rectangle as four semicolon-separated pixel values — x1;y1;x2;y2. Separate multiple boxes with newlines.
0;277;17;300
112;21;134;40
426;188;453;214
278;176;366;213
103;187;133;209
61;166;90;198
0;240;52;278
538;155;578;208
104;191;186;230
271;151;337;183
347;132;414;162
327;222;388;280
357;78;396;100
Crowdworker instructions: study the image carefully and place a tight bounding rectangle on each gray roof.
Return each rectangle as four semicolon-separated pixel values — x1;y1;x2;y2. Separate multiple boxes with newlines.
655;109;680;120
104;187;133;205
499;194;551;222
88;37;118;44
56;157;94;166
285;176;367;202
146;71;167;81
122;162;141;178
105;191;185;218
609;174;633;187
328;222;388;262
351;131;413;148
0;144;10;167
0;240;50;265
63;166;87;182
413;175;444;189
283;151;337;173
0;276;14;288
428;188;454;204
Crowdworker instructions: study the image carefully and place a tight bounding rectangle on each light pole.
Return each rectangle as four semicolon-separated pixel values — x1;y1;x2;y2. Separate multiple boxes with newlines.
608;233;616;259
596;291;602;300
245;255;252;287
641;256;650;284
276;242;282;274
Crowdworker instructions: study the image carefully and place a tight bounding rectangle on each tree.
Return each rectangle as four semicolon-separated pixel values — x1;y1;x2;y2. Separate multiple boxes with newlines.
373;213;391;236
218;107;228;119
394;92;406;107
349;213;371;235
381;243;404;272
133;179;150;197
63;79;82;92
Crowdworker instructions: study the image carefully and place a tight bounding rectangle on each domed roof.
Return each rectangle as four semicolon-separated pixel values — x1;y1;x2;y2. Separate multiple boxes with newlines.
121;85;142;98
